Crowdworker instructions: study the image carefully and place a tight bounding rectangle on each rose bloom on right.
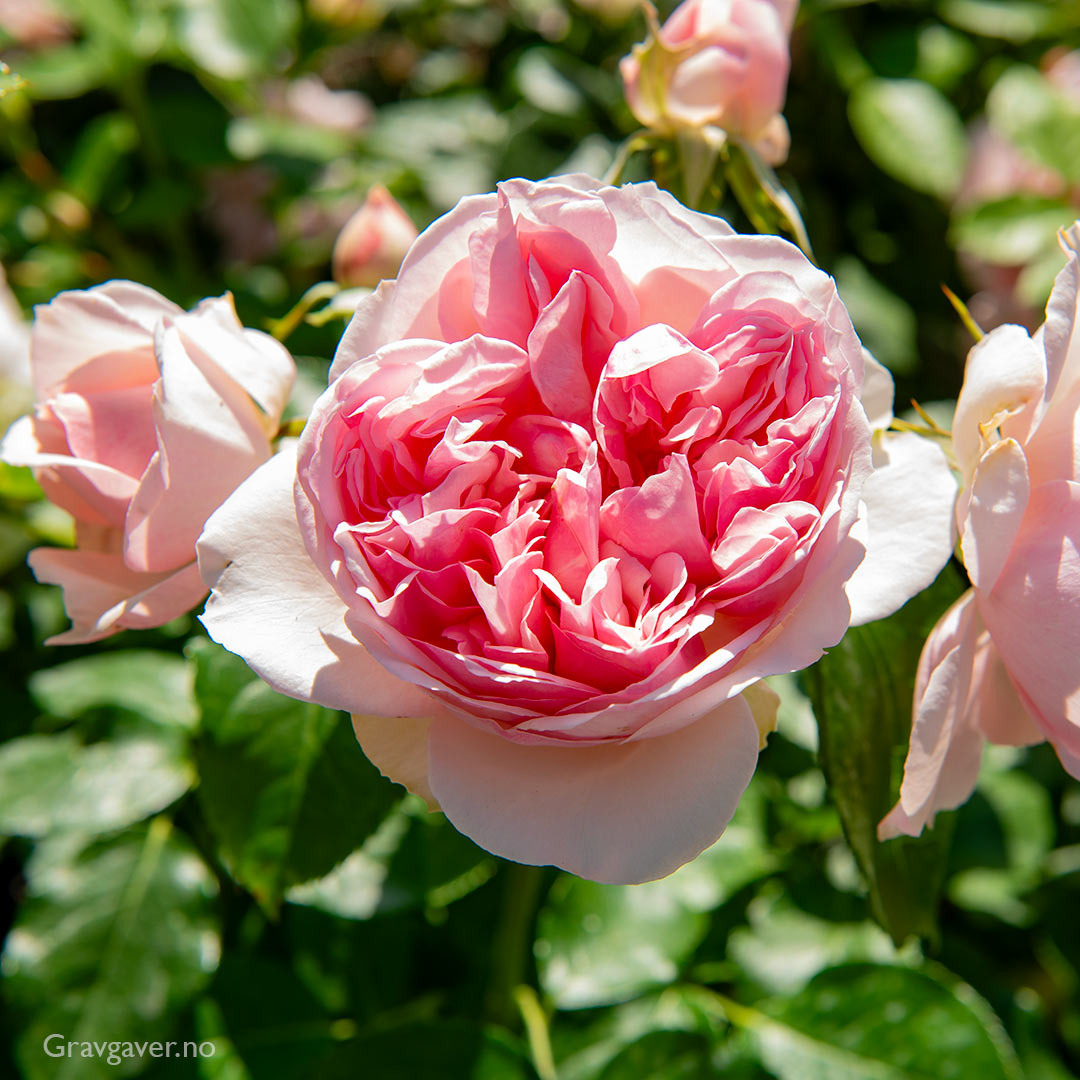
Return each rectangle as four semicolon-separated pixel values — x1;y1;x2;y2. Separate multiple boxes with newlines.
198;175;955;884
881;225;1080;838
620;0;799;164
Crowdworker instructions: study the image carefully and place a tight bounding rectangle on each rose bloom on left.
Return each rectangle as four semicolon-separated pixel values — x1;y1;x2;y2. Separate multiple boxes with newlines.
1;282;295;642
198;176;956;884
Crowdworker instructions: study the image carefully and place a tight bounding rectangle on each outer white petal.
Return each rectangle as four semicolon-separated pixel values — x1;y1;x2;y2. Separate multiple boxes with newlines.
846;429;957;627
197;446;440;718
427;695;761;884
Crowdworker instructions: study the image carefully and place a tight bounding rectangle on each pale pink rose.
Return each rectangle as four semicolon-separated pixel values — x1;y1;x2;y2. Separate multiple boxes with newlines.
199;175;954;883
620;0;798;163
332;186;419;289
881;226;1080;838
1;282;295;643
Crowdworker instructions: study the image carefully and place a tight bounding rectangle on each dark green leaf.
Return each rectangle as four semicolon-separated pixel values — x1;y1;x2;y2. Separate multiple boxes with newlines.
803;565;966;944
287;797;496;919
62;113;138;208
317;1022;535;1080
188;638;399;908
848;78;967;199
4;821;220;1080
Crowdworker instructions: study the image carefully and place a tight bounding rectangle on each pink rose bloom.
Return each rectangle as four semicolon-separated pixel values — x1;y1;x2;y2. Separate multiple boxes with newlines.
620;0;798;163
332;186;419;290
881;226;1080;838
1;282;295;643
199;176;954;883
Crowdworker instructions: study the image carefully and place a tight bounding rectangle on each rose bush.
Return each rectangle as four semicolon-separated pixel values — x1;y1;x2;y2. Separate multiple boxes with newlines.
1;282;295;643
620;0;798;163
881;227;1080;838
199;175;954;883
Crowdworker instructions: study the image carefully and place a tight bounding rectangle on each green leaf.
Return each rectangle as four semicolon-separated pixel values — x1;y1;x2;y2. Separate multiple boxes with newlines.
597;1030;712;1080
29;651;198;730
803;565;966;944
188;638;400;909
287;797;496;919
4;820;221;1080
950;195;1075;266
537;790;776;1009
552;987;724;1080
739;964;1023;1080
848;78;967;199
726;890;905;995
939;0;1076;42
173;0;300;79
986;65;1080;185
9;45;113;100
0;733;194;839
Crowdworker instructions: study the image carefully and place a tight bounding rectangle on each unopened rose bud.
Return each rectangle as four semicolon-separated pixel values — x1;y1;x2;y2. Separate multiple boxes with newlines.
620;0;797;163
331;186;418;289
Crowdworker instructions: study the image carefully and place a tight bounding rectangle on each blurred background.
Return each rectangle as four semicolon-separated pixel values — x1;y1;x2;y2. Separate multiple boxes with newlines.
1;0;1079;1077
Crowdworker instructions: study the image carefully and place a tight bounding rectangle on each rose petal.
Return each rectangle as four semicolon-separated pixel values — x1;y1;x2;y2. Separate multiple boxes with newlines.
846;429;957;626
952;325;1045;477
197;446;443;718
878;591;985;839
959;437;1029;594
351;714;438;808
427;693;761;884
979;479;1080;763
124;322;274;573
29;281;179;398
29;547;205;644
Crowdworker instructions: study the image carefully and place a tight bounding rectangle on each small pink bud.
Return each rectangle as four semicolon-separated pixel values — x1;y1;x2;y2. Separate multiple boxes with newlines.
331;186;419;289
620;0;797;163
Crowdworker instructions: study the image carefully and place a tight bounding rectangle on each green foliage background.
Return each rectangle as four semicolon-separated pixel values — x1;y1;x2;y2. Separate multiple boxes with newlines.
1;0;1079;1077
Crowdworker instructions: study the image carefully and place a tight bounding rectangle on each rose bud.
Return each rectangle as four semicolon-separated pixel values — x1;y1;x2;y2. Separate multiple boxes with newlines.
331;186;419;289
199;176;955;884
620;0;798;164
881;225;1080;838
1;282;295;642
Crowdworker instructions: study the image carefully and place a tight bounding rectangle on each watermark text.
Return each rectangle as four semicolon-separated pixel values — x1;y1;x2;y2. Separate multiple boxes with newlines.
44;1035;215;1067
